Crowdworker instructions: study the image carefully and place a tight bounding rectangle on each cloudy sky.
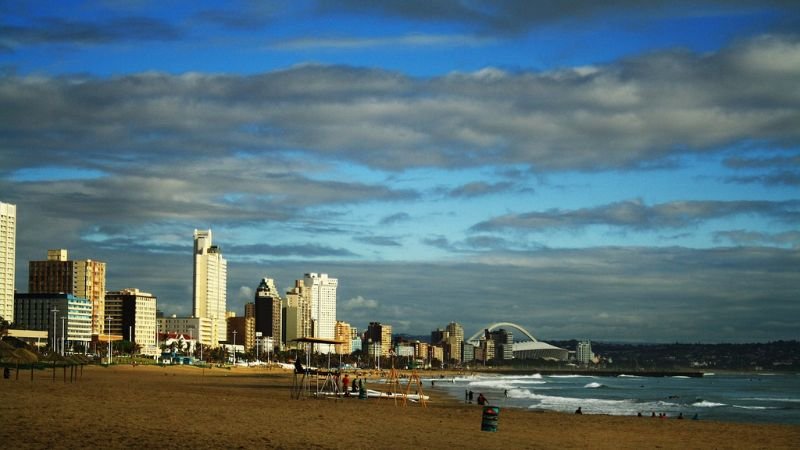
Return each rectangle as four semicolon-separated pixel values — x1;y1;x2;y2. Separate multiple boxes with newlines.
2;1;798;343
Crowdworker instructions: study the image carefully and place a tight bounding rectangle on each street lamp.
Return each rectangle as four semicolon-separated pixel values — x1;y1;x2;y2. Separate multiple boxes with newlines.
107;315;112;364
51;308;59;353
61;316;66;355
232;330;237;365
256;331;262;363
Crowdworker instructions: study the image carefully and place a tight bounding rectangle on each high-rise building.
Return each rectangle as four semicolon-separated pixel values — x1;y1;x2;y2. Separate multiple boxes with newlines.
576;340;594;364
282;303;301;349
28;249;106;336
14;293;92;352
334;320;352;355
304;273;337;353
0;201;15;323
285;280;311;339
487;328;513;362
445;321;464;364
366;321;393;357
244;302;255;319
227;315;255;351
192;229;227;346
105;288;158;356
254;277;281;350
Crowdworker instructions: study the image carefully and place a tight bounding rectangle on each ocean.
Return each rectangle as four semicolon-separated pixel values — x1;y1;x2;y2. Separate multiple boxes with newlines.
422;372;800;424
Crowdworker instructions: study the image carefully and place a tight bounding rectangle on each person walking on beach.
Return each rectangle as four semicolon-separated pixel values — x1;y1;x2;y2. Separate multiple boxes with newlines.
468;390;474;404
477;393;488;406
342;374;350;396
504;389;508;398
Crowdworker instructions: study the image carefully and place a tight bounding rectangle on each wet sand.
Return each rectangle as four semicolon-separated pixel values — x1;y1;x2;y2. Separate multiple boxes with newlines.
1;365;798;449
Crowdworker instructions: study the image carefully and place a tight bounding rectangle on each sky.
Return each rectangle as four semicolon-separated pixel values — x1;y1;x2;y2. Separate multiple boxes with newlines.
1;0;798;343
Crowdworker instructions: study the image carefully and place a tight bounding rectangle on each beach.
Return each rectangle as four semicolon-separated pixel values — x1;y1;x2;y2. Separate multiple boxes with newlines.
1;365;798;449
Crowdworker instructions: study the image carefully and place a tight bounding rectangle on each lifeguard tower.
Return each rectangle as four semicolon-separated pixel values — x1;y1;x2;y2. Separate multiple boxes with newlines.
290;337;344;399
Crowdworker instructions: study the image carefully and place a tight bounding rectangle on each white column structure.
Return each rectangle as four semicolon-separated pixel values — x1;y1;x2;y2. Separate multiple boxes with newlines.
0;201;16;323
304;273;337;354
193;229;227;347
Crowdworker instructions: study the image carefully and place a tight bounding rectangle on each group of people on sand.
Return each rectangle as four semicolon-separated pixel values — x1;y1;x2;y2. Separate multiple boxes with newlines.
644;411;698;420
464;390;489;405
336;372;365;396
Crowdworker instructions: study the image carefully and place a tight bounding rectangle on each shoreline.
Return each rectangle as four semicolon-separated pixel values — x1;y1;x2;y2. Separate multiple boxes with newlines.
1;364;797;449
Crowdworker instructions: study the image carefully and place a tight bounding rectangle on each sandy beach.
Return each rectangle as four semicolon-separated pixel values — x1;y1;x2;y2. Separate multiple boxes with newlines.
1;364;797;449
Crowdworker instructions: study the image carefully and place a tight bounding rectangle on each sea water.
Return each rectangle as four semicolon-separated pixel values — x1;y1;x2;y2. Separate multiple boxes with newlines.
424;372;800;424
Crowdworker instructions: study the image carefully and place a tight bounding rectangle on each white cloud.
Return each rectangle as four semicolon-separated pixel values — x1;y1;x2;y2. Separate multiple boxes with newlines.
238;286;253;301
343;295;379;310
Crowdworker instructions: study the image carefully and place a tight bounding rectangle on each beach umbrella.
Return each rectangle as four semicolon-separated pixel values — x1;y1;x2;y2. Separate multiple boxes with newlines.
40;352;67;382
0;342;39;381
12;348;38;381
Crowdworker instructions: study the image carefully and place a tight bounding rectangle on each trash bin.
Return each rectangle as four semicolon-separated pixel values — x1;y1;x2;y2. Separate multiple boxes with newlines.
481;406;500;432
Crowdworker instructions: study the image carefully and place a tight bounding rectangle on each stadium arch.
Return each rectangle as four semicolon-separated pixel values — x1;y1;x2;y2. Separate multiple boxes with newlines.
467;322;568;361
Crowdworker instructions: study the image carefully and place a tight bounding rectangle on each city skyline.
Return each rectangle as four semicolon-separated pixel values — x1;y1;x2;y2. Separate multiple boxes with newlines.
1;2;798;342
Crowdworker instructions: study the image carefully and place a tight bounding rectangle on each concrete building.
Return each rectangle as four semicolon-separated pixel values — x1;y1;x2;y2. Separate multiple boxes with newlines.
334;320;352;355
445;321;464;364
462;342;476;363
429;345;444;366
14;293;92;352
28;249;106;336
158;315;213;349
105;288;158;356
350;326;362;353
414;341;428;357
192;229;227;346
488;328;513;362
282;303;301;349
304;273;337;353
0;201;15;323
285;280;311;341
227;315;254;351
366;322;393;357
244;302;255;320
254;277;281;350
576;340;594;364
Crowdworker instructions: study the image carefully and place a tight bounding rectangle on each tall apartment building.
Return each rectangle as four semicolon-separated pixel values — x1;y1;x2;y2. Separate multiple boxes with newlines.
305;273;337;353
28;249;106;336
192;229;227;346
105;288;158;356
445;321;464;364
282;302;301;349
350;326;361;353
334;320;352;355
285;280;311;339
227;315;255;351
0;201;15;323
14;292;92;352
254;277;282;349
366;321;393;357
488;328;513;362
244;302;255;320
576;340;594;364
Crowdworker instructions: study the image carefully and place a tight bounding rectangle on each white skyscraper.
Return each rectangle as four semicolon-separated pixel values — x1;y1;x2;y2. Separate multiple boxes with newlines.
193;229;227;346
304;272;337;354
0;202;16;323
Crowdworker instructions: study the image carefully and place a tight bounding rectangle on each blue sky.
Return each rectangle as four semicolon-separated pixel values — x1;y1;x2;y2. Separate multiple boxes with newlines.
1;0;798;342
